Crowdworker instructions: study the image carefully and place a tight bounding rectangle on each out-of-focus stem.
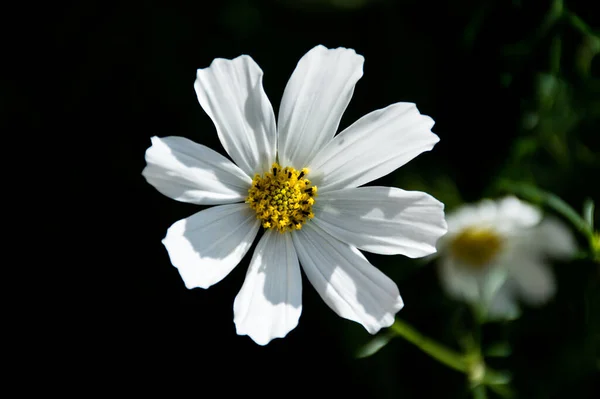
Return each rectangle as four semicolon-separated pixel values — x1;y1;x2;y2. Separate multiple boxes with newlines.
566;10;600;38
389;318;468;373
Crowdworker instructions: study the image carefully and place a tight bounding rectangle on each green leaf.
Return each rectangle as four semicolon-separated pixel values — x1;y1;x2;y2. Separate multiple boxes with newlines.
483;369;512;385
583;198;595;230
355;333;394;359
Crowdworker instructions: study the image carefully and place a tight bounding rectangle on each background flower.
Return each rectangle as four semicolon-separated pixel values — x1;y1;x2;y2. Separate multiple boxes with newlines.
436;196;577;320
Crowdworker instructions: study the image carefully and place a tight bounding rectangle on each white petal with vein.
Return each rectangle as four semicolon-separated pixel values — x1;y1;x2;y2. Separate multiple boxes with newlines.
195;55;277;176
234;230;302;345
278;45;364;168
162;204;260;289
143;136;252;205
309;102;438;192
292;224;403;334
313;187;447;257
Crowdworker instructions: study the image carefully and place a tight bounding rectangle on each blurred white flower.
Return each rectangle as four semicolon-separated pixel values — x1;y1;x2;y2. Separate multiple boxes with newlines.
142;45;447;345
436;196;576;319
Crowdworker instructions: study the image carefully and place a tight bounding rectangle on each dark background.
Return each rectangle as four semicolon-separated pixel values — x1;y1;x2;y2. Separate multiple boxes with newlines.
21;0;600;397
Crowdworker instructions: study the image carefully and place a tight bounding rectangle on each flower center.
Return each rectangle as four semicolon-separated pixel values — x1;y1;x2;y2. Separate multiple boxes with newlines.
246;163;317;233
449;226;503;268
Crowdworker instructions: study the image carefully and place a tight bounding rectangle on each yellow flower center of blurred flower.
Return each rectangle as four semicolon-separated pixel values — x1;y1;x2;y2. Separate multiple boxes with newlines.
246;162;317;233
450;226;503;268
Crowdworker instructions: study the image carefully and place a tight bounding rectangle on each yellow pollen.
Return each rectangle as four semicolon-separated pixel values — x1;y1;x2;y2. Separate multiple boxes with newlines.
246;163;317;233
449;226;503;268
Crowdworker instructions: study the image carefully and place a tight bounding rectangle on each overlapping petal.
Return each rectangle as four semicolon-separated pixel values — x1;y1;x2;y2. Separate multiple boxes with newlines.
438;257;482;303
195;55;277;176
488;280;520;320
162;204;260;289
495;196;542;233
308;102;439;192
313;187;447;257
507;256;556;305
292;224;403;334
234;230;302;345
439;257;511;307
533;217;577;258
278;45;364;168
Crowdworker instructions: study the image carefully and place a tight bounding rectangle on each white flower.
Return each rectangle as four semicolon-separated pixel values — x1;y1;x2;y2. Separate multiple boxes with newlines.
436;196;576;319
142;45;447;345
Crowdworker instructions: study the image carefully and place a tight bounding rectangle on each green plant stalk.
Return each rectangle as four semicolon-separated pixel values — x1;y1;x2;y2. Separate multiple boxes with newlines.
534;0;564;42
390;319;468;373
550;35;562;76
487;382;514;398
472;384;488;399
566;10;599;38
583;198;595;230
390;319;514;396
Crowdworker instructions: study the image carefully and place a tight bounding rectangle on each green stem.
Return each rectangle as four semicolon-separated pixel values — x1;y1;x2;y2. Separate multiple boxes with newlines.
565;10;600;38
472;385;488;399
389;319;468;373
390;319;513;393
550;35;562;75
534;0;563;42
583;198;595;231
488;382;515;398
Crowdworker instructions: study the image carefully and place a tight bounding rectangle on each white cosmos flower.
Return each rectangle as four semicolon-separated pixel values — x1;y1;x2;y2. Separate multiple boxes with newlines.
436;196;576;319
142;45;447;345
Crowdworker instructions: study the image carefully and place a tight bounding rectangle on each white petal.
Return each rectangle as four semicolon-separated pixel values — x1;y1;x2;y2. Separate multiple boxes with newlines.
497;196;542;227
446;196;543;235
162;204;260;289
308;103;439;192
292;224;403;334
194;55;277;176
488;280;521;320
234;230;302;345
533;217;576;258
439;255;520;320
495;196;542;233
438;257;482;303
438;255;511;306
312;187;447;257
445;200;500;233
277;45;364;168
142;136;252;205
507;256;556;305
445;200;497;233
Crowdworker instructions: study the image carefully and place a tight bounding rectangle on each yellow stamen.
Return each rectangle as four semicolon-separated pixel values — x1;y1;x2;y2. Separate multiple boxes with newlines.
449;226;503;268
246;162;317;233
